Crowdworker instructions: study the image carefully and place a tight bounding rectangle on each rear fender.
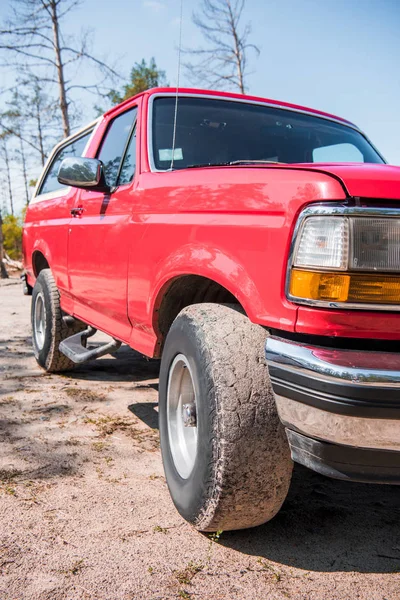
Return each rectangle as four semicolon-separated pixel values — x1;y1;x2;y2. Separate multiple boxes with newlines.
31;240;52;279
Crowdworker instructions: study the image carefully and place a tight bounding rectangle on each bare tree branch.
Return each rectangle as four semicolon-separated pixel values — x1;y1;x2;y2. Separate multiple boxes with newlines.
184;0;259;94
0;0;121;138
61;46;121;78
0;45;57;65
0;119;44;156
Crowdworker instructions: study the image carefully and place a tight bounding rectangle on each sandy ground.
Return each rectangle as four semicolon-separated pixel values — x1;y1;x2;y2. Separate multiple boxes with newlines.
0;277;400;600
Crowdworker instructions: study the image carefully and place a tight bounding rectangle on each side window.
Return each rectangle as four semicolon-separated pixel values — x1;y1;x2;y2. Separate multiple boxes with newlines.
117;126;137;185
97;107;137;187
313;143;364;163
39;131;92;196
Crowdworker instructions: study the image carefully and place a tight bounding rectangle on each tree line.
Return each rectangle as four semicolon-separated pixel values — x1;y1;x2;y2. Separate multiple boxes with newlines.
0;0;259;275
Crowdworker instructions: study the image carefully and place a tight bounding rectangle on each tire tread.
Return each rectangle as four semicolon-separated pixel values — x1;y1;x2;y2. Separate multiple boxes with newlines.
32;269;85;373
162;303;293;532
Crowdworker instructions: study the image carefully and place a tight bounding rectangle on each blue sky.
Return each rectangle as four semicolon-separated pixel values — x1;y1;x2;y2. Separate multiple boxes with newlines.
76;0;400;163
0;0;400;211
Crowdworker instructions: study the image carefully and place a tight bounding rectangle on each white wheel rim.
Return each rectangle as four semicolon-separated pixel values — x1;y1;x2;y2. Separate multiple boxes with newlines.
33;292;46;350
167;354;198;479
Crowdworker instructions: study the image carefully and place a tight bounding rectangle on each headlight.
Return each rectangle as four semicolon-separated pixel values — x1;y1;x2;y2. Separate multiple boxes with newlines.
351;218;400;272
288;212;400;307
294;217;349;270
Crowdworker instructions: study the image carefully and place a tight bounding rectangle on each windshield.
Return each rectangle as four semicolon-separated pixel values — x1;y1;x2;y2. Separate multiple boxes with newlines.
151;96;384;171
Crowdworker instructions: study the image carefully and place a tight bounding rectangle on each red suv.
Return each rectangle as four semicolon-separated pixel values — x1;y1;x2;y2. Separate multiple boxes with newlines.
23;88;400;532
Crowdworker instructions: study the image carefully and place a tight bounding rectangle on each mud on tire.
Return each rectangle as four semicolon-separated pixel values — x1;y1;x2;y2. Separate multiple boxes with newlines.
159;303;293;532
31;269;85;373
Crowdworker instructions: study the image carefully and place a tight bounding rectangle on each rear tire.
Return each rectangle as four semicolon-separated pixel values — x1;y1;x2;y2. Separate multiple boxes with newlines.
159;303;293;532
31;269;85;372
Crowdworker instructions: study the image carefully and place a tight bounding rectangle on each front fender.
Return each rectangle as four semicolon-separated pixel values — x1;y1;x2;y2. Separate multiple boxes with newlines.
149;242;264;323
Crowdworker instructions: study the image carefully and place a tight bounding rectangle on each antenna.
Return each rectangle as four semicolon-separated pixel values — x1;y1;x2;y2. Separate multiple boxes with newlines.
170;0;183;171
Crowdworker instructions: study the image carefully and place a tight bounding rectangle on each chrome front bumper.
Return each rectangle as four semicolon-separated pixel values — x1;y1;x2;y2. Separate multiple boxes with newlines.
265;336;400;483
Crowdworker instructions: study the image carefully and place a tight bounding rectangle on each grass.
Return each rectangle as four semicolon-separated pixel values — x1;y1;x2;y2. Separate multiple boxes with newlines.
91;441;108;452
104;477;122;484
0;396;17;404
83;415;132;435
65;437;81;446
70;559;85;575
207;529;223;564
257;557;282;582
174;561;204;585
61;559;86;576
0;468;22;483
127;426;160;450
65;387;106;403
153;525;168;534
84;414;159;450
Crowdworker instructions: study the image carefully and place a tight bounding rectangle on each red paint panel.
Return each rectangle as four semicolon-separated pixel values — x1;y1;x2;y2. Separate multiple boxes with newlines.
63;101;141;341
23;190;76;293
126;167;346;354
296;163;400;199
296;306;400;340
23;88;400;360
67;186;134;342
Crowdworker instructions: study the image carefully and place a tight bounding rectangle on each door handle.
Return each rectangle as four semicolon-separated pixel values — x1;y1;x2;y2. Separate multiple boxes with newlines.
70;206;84;217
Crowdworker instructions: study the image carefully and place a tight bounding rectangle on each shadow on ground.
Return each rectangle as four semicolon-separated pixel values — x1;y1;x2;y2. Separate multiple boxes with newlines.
220;464;400;574
0;416;80;481
65;345;160;383
0;342;160;485
128;402;159;430
3;325;400;577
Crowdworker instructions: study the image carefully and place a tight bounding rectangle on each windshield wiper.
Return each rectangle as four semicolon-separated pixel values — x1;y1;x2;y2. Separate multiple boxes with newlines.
229;160;287;165
187;160;287;168
187;161;232;168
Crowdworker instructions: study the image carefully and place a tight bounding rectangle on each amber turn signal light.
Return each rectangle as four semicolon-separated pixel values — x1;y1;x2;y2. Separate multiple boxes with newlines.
290;269;400;304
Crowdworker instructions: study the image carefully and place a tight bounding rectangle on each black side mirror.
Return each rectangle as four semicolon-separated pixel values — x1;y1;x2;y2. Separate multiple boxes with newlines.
58;157;110;193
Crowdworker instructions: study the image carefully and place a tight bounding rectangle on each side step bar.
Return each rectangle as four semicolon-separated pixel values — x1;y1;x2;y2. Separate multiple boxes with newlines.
59;326;122;364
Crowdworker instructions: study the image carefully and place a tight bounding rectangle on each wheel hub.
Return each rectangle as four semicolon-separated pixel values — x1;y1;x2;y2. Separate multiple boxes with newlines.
182;403;197;427
33;292;46;351
167;354;198;479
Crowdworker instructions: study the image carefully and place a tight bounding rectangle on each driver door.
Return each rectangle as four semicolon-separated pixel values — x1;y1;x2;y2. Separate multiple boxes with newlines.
67;105;138;342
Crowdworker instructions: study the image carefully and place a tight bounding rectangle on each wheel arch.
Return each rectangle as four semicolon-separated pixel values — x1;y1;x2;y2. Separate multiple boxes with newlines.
150;247;264;356
155;274;240;340
32;250;50;278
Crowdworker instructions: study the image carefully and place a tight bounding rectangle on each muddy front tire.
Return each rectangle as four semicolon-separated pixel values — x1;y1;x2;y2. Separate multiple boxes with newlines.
31;269;84;373
159;303;293;532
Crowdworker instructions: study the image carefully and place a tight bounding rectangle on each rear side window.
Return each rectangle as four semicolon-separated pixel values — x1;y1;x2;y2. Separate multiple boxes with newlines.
39;131;92;196
97;107;138;187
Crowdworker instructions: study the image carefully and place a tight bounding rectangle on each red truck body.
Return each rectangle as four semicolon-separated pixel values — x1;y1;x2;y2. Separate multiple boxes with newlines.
23;88;400;354
23;87;400;530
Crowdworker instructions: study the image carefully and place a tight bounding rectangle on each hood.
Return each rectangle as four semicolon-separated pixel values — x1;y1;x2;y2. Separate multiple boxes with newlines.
294;163;400;200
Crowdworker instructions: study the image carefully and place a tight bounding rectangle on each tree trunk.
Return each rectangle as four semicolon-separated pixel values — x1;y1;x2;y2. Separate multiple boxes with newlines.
3;141;14;216
19;133;30;205
35;98;46;166
227;0;245;94
0;211;9;279
51;0;70;138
